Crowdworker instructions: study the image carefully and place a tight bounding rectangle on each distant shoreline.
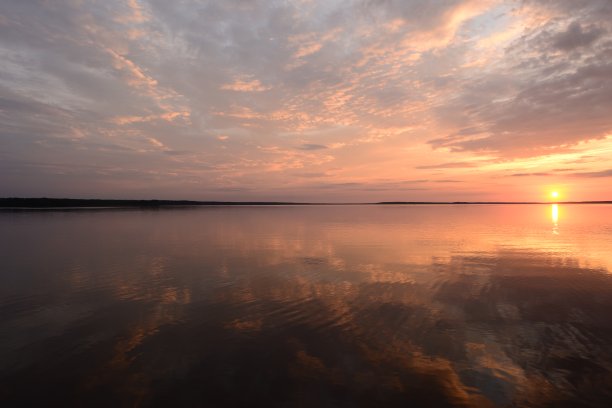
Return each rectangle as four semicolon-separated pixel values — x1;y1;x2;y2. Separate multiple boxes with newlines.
1;197;612;209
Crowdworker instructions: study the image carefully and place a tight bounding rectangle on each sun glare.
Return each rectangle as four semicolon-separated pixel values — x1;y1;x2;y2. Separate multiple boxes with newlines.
551;191;559;199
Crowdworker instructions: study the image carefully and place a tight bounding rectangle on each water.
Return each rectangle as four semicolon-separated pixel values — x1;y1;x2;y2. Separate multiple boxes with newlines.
1;204;612;407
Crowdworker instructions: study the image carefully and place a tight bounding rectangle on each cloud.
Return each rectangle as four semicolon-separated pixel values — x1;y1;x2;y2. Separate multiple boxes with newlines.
293;172;331;178
296;143;328;151
552;21;604;51
508;172;551;177
147;137;165;148
427;0;612;159
415;162;478;169
221;78;270;92
570;169;612;178
503;167;612;178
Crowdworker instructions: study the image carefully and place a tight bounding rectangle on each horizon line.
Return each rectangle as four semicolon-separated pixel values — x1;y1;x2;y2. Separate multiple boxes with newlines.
2;197;612;208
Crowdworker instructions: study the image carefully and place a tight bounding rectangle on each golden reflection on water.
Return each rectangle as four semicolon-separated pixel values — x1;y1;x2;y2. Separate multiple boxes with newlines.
551;204;559;235
3;205;612;407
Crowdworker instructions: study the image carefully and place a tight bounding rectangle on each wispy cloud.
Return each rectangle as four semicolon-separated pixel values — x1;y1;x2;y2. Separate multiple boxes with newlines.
221;78;270;92
415;162;478;169
296;144;328;151
508;172;551;177
570;169;612;178
0;0;610;200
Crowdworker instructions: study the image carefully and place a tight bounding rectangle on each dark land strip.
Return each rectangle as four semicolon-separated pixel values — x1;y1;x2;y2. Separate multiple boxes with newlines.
1;197;611;209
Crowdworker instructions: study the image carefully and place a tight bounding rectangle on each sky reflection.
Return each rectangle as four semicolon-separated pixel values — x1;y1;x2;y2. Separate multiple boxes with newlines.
1;205;612;406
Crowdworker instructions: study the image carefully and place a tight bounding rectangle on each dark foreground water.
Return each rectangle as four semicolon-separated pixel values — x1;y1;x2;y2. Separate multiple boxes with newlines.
1;205;612;407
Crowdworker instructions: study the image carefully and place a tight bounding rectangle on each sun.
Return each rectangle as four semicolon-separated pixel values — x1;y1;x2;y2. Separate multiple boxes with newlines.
551;191;559;199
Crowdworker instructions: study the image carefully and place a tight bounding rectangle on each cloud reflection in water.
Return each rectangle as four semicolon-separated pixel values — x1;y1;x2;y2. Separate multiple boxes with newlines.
1;205;612;407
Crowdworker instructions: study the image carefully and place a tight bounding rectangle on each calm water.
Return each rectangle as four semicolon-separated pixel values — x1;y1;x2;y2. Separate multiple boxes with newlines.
1;205;612;407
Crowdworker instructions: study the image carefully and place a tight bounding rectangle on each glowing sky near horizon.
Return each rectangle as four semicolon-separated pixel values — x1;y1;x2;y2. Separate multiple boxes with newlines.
1;0;611;202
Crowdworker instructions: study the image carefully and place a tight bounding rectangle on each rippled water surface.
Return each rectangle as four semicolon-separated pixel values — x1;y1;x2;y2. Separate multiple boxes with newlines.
2;204;612;407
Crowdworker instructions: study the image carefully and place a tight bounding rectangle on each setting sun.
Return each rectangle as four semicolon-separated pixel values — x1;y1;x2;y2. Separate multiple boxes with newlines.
551;191;559;199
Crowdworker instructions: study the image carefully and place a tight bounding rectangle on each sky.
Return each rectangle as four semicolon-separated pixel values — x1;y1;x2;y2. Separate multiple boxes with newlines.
1;0;611;202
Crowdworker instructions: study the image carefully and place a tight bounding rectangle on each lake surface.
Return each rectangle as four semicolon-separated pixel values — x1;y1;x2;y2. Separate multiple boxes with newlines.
1;204;612;407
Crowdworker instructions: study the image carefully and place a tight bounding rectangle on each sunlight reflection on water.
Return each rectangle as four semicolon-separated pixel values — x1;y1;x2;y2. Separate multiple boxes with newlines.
552;204;559;235
1;205;612;407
